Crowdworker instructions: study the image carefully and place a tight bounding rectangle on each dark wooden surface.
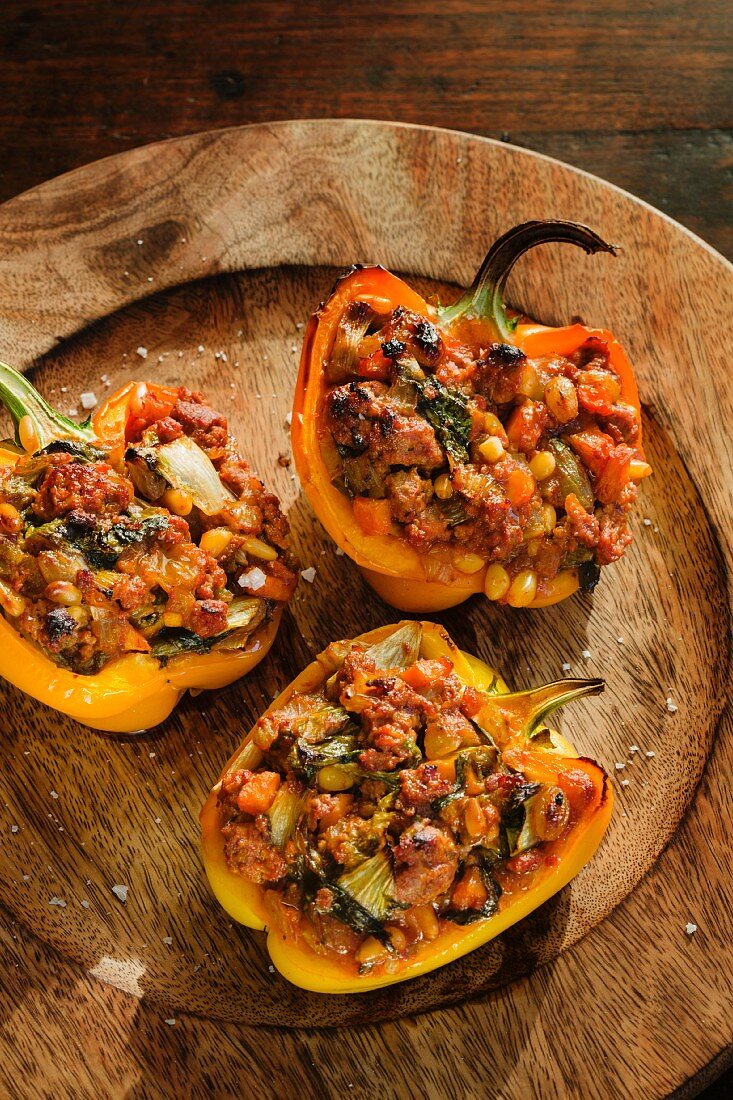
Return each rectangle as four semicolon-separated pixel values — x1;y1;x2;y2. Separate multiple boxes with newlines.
0;1;731;259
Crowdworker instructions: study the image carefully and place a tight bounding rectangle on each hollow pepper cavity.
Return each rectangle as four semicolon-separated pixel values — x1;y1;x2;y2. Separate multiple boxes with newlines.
292;221;651;611
200;620;612;993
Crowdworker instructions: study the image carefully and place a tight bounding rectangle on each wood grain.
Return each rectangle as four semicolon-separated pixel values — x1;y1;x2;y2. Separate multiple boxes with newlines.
0;1;731;259
0;121;731;1096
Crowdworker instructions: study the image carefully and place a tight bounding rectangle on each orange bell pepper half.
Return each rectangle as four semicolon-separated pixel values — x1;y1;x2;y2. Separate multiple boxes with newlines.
292;221;650;612
0;363;290;732
200;620;613;994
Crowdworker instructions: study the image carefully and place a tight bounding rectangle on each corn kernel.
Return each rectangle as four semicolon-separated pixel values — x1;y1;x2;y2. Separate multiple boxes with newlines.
433;473;453;500
517;361;542;399
629;459;653;480
161;488;193;516
482;412;505;438
543;504;557;532
413;904;440;941
0;579;26;617
0;502;22;535
45;581;83;606
453;552;485;574
529;450;557;481
484;563;511;601
18;415;40;455
478;435;505;463
200;527;233;557
545;376;578;423
424;722;464;759
243;536;278;562
355;937;388;965
65;605;89;626
317;764;354;792
163;611;184;628
506;569;538;607
464;798;486;838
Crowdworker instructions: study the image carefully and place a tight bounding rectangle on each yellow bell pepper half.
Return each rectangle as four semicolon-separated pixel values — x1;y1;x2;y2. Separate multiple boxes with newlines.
200;620;612;993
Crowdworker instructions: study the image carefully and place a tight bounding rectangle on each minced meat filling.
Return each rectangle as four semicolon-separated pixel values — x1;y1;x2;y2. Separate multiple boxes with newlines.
216;629;577;974
0;386;298;674
323;304;648;597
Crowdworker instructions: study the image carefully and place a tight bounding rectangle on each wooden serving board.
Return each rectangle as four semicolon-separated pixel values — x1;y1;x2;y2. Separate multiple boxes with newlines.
0;121;731;1099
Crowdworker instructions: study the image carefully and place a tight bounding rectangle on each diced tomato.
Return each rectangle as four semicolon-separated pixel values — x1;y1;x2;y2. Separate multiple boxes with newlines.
594;444;633;504
236;770;281;815
506;401;547;451
399;656;453;690
505;848;545;875
352;496;393;536
577;368;621;416
566;428;614;476
460;686;483;718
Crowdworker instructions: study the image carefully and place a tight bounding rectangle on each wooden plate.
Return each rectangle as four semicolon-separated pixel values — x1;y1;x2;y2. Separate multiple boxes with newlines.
1;121;731;1098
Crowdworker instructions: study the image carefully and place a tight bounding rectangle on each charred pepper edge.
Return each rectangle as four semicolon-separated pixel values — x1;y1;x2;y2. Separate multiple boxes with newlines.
200;620;613;993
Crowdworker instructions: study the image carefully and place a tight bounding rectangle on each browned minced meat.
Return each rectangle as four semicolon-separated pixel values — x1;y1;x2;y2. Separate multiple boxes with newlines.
326;381;444;470
392;822;459;907
398;763;454;815
188;598;229;637
221;818;288;885
33;455;131;521
171;388;229;454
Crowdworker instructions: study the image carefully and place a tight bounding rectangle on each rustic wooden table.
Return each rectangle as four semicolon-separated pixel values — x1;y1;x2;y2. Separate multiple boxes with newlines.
0;3;730;1099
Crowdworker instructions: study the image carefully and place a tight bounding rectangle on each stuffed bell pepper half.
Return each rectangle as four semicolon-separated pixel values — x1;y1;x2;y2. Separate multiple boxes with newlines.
0;364;298;732
200;620;612;993
293;221;652;611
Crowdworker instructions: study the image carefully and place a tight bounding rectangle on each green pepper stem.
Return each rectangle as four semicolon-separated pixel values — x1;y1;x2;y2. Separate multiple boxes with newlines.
438;221;616;340
0;361;95;451
474;677;605;745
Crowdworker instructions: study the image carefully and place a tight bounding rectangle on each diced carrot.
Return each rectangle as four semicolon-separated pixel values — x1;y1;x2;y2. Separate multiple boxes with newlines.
451;866;488;910
399;656;453;690
506;402;546;451
236;770;281;815
505;466;536;507
357;351;392;379
314;794;353;830
352;496;393;536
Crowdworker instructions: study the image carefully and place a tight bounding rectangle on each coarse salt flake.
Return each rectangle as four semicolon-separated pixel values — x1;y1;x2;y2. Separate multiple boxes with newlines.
685;922;697;935
50;790;59;799
49;897;66;908
112;884;128;903
300;567;317;583
285;411;292;427
646;750;656;758
81;900;90;909
335;546;345;557
165;1018;176;1026
238;567;266;591
197;345;204;353
163;936;173;945
561;662;572;673
136;346;148;359
10;824;18;834
614;762;625;770
630;745;640;753
581;649;592;660
666;697;678;713
80;392;97;410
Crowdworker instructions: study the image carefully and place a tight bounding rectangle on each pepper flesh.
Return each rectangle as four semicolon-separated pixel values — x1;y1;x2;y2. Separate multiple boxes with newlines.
292;227;648;612
200;621;613;993
0;371;288;732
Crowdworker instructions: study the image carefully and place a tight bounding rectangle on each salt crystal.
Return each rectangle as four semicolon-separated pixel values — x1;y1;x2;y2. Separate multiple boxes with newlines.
68;408;78;416
163;936;173;945
50;790;59;800
60;386;68;393
49;897;66;908
80;392;97;410
685;922;697;936
561;662;572;673
238;567;266;591
165;1018;176;1026
581;649;591;660
81;900;90;909
112;884;128;903
154;817;162;825
666;697;678;714
149;752;156;758
617;636;625;644
614;762;625;770
300;567;316;583
147;276;153;282
630;745;640;754
136;346;148;359
621;779;630;787
284;411;293;427
10;825;18;834
197;345;204;353
335;546;345;557
643;518;652;527
646;751;656;758
137;239;143;245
